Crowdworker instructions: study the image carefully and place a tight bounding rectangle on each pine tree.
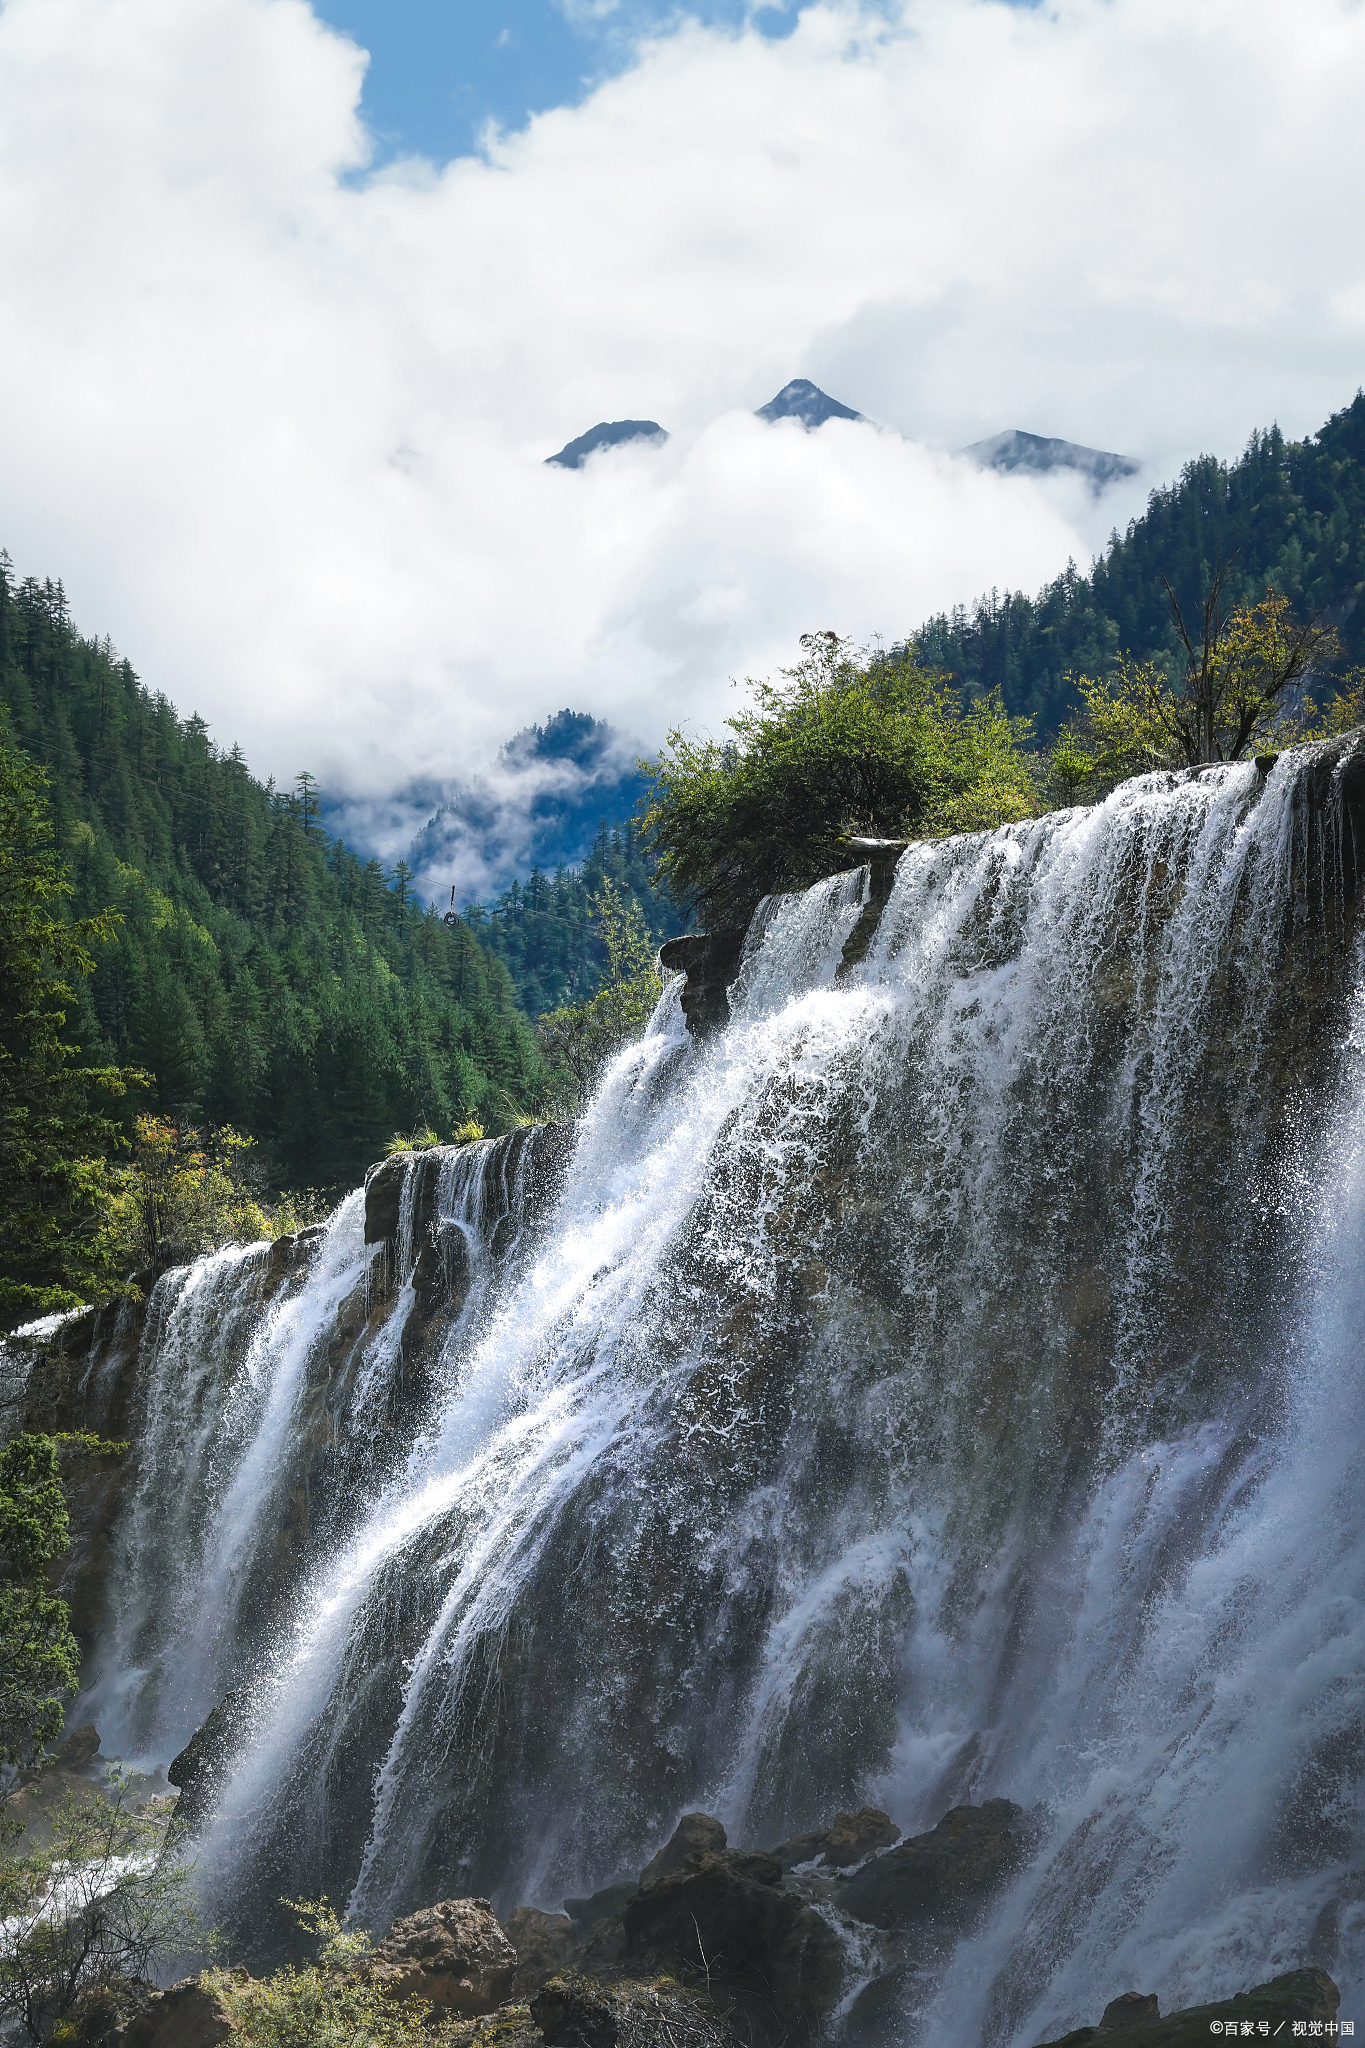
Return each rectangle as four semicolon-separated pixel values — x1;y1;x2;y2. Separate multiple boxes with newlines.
0;735;132;1329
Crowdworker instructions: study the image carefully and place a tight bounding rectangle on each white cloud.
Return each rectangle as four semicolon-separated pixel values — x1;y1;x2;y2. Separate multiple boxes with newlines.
0;0;1362;820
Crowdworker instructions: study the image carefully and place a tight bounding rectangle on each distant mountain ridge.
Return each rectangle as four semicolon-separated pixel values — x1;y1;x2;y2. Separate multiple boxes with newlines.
406;709;645;900
546;420;668;467
963;428;1138;488
542;383;1137;477
755;379;864;429
401;711;675;1016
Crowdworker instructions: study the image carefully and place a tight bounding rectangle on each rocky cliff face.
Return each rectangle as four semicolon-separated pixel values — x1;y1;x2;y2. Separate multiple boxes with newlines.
2;1126;573;1711
2;1231;323;1657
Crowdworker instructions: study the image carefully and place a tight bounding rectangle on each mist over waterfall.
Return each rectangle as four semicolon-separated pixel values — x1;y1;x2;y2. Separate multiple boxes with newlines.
71;747;1365;2044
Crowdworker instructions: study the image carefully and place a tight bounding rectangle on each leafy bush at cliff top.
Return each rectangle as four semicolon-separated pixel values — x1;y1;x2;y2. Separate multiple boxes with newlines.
640;635;1037;930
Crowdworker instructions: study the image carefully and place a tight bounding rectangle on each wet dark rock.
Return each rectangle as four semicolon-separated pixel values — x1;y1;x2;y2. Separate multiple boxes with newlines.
365;1125;576;1260
578;1916;629;1972
3;1226;325;1665
837;1799;1030;1931
503;1905;580;1995
58;1973;162;2047
639;1813;727;1887
836;855;902;977
167;1691;250;1833
622;1849;843;2031
533;1975;622;2048
531;1972;735;2048
771;1805;899;1870
1034;1966;1339;2045
368;1896;517;2015
441;2006;542;2048
67;1976;234;2047
840;1960;923;2045
53;1721;103;1773
364;1152;408;1243
413;1223;473;1319
258;1226;327;1297
1101;1993;1160;2026
3;1295;146;1656
658;932;746;1039
567;1881;640;1929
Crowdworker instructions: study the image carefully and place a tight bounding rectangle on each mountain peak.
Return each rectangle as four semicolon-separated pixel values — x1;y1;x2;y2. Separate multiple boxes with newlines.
755;379;864;430
963;428;1137;488
546;420;668;469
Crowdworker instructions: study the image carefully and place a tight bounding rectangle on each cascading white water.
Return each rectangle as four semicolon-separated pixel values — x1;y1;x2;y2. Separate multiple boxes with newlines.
82;1141;524;1765
82;744;1365;2040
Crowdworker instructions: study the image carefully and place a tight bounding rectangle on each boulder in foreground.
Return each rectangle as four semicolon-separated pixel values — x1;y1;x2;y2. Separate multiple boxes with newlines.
838;1798;1031;1930
367;1897;516;2015
63;1976;233;2048
770;1805;899;1871
502;1905;579;1996
623;1847;843;2031
639;1812;727;1887
531;1972;732;2048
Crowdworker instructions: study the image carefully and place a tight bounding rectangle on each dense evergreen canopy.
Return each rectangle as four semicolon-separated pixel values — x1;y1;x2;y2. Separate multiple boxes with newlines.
0;563;542;1190
918;393;1365;733
0;739;129;1324
464;817;677;1015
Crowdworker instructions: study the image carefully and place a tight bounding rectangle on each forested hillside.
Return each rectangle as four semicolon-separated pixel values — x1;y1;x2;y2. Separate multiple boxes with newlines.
0;562;542;1189
919;392;1365;731
465;817;678;1015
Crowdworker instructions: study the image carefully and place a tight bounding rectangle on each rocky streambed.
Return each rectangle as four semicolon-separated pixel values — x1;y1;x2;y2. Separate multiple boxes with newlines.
54;1797;1344;2048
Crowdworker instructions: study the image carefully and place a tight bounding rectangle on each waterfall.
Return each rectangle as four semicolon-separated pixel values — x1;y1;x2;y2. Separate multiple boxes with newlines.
74;741;1365;2040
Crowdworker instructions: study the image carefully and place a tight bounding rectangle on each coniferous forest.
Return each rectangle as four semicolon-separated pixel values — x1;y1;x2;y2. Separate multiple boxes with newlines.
464;820;675;1016
0;561;544;1191
919;392;1365;731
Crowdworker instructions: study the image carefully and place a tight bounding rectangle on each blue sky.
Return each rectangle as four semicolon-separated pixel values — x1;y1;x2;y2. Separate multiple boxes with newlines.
313;0;800;159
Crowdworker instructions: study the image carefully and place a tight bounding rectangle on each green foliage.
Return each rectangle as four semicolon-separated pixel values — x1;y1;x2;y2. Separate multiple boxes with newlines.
1302;673;1365;738
0;1433;79;1773
0;1779;194;2043
918;396;1365;733
640;634;1037;930
1046;585;1360;803
381;1125;444;1157
537;879;663;1115
102;1116;275;1271
0;734;139;1329
0;1434;124;1775
201;1898;468;2046
0;559;545;1195
466;816;678;1017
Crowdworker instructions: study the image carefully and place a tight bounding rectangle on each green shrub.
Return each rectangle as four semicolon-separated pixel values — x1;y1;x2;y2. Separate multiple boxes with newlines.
536;881;661;1116
640;634;1037;931
381;1126;444;1157
203;1900;470;2046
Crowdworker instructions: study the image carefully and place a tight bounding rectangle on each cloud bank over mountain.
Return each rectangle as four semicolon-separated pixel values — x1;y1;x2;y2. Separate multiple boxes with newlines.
0;0;1361;808
325;710;646;906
